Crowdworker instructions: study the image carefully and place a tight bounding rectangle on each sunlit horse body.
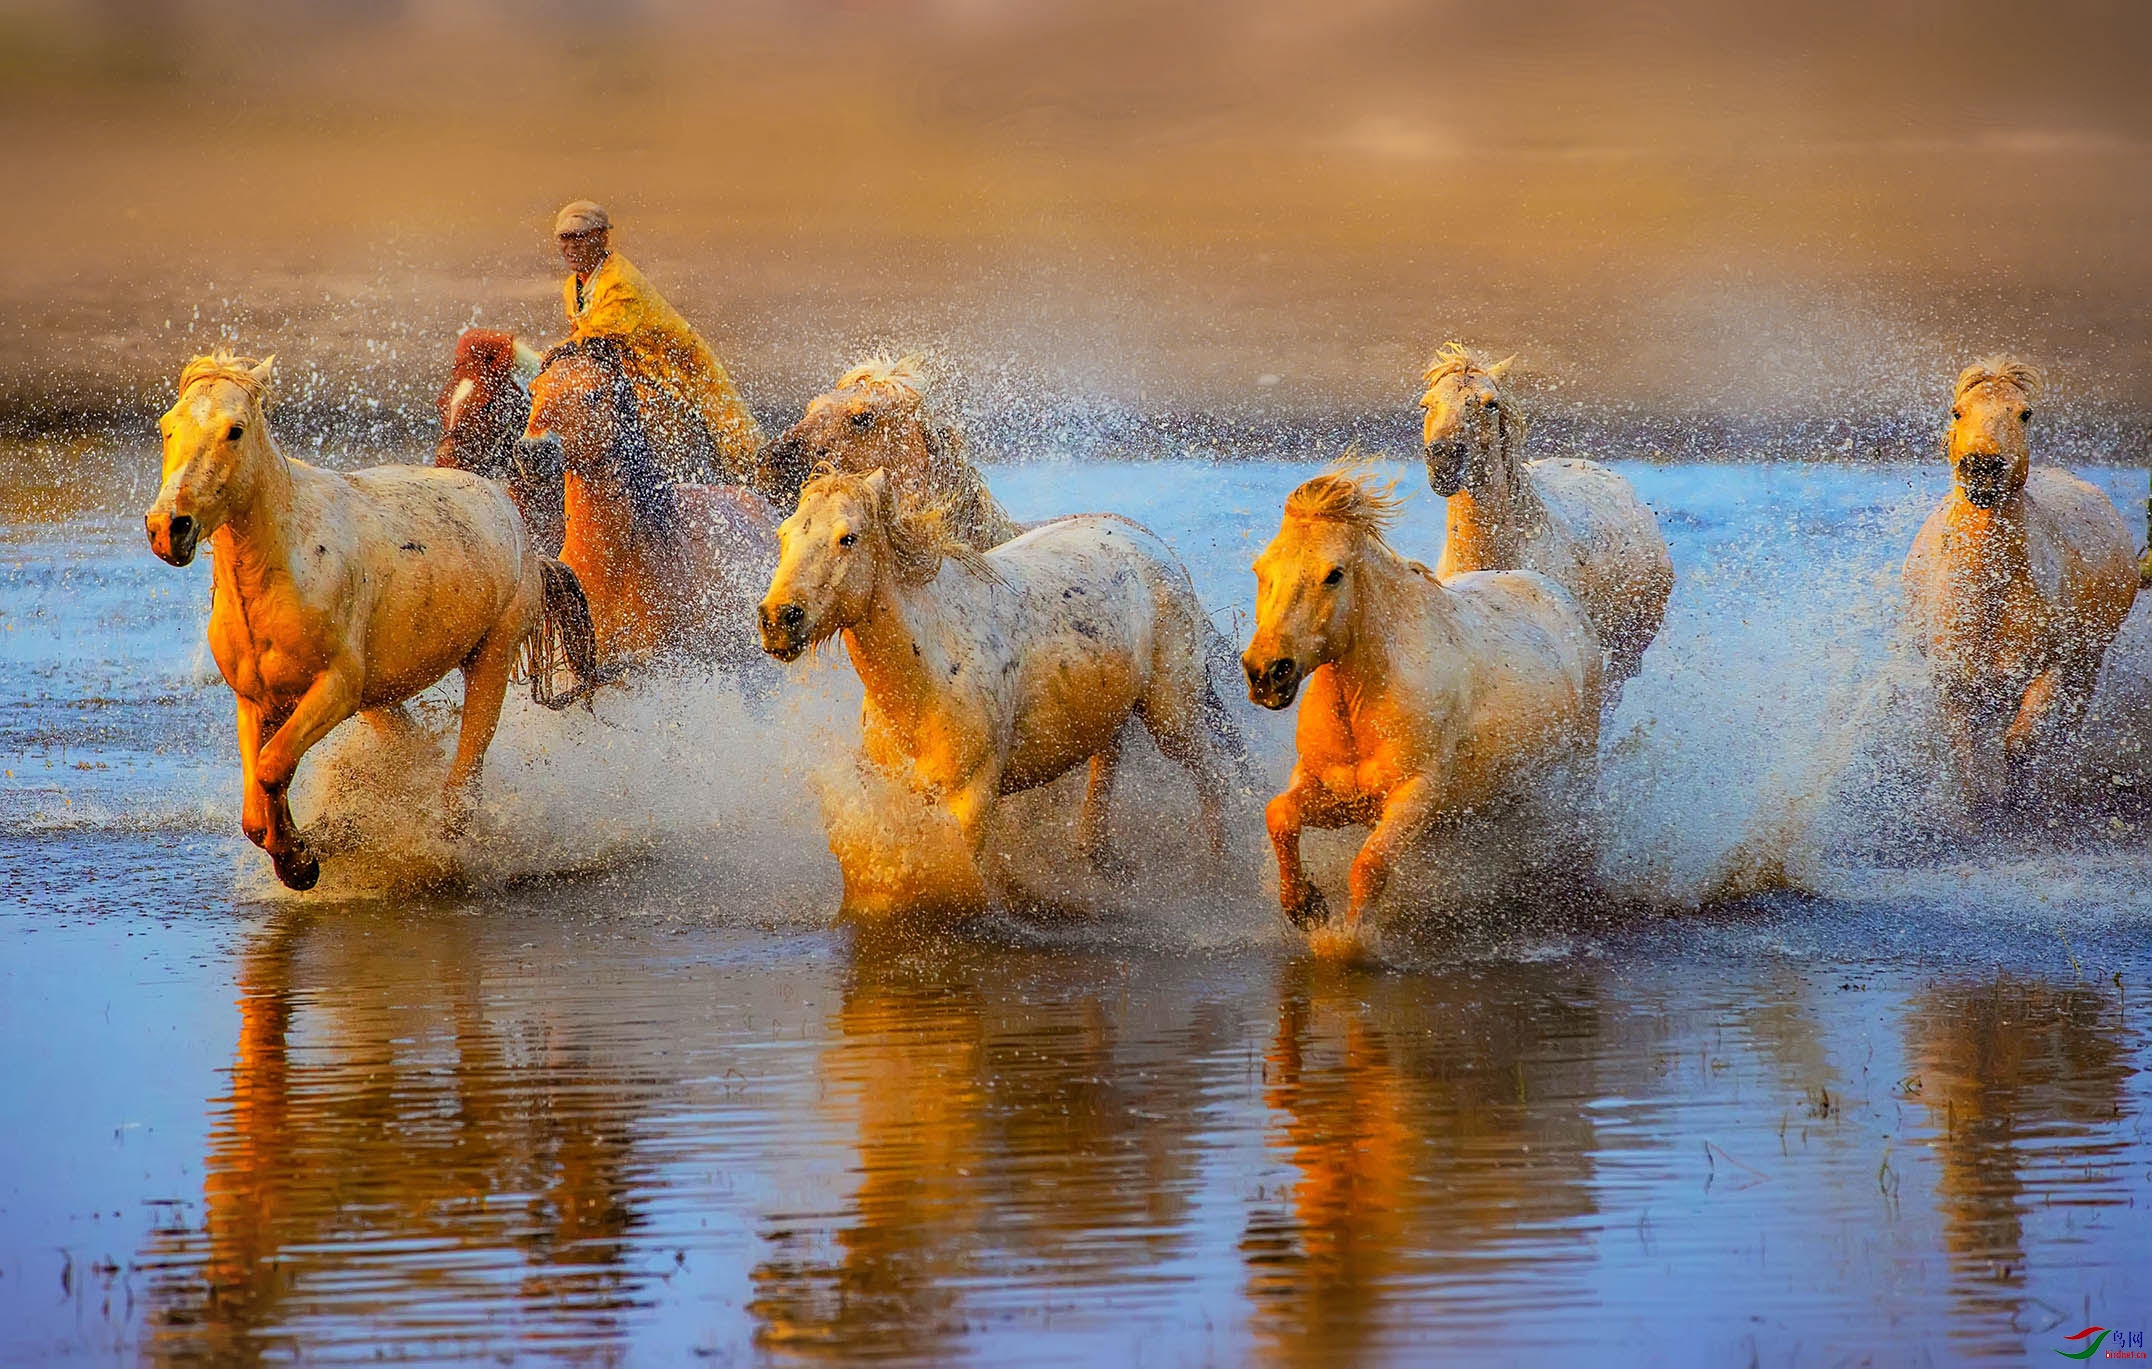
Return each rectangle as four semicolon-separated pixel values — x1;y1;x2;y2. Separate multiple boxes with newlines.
1902;358;2137;816
434;329;566;556
1419;344;1672;698
1243;469;1601;932
751;355;1020;549
144;353;565;890
526;336;782;670
758;470;1241;911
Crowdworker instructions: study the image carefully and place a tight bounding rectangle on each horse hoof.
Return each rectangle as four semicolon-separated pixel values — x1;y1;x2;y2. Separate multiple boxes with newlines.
1283;887;1329;931
273;849;321;891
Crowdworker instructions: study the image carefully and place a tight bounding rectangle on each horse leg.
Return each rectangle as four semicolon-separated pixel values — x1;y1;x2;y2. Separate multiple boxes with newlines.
444;607;529;835
1938;682;2008;828
2004;665;2098;808
1076;727;1129;878
946;768;1003;911
236;697;275;853
253;668;361;890
1266;766;1352;929
1142;695;1233;869
1347;775;1438;930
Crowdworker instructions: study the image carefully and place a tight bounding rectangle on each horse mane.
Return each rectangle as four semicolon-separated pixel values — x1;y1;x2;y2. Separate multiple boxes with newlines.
1285;458;1441;582
805;466;999;588
835;353;928;394
177;351;272;409
1954;356;2044;404
1420;340;1529;446
539;335;680;538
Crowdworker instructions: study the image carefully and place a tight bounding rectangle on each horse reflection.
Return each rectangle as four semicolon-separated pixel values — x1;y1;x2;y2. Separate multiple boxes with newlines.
748;949;1211;1356
1244;960;1599;1364
1903;977;2133;1329
140;912;655;1361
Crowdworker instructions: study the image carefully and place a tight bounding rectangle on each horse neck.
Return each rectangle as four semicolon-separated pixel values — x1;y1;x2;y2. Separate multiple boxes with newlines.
216;438;302;594
1943;488;2032;569
843;555;966;734
1448;441;1540;566
1333;544;1459;694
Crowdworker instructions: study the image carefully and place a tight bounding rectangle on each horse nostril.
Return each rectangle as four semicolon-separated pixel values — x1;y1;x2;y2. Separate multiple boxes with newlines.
168;514;195;543
778;603;805;630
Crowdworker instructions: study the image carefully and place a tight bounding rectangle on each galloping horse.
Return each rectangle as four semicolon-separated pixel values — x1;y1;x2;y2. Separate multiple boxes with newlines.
751;356;1020;549
145;352;575;890
1243;467;1601;932
526;336;781;670
434;329;566;556
1419;344;1672;699
1903;358;2137;817
758;470;1241;911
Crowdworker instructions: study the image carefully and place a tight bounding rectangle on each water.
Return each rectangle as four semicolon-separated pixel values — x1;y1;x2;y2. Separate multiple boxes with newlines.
4;456;2151;1363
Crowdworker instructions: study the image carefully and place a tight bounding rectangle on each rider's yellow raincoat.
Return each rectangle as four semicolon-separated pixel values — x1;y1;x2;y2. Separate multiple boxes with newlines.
564;252;764;481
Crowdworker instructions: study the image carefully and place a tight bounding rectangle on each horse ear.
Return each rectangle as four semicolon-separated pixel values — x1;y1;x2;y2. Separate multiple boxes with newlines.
1487;354;1518;381
862;467;891;503
249;354;277;387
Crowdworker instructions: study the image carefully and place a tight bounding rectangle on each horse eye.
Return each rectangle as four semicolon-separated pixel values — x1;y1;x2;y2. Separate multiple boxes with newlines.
2020;409;2032;422
226;424;244;441
849;411;876;430
838;532;859;547
1950;408;1963;421
1322;567;1344;586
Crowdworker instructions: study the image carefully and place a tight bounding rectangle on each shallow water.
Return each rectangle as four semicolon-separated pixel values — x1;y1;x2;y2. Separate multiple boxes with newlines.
4;458;2151;1363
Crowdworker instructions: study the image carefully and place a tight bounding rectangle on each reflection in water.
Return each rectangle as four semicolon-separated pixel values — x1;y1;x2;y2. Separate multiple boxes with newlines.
1905;977;2137;1340
749;947;1213;1357
142;910;655;1363
1244;959;1600;1364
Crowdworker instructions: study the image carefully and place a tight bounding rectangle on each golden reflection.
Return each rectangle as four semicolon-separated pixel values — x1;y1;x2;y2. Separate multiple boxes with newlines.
748;946;1207;1357
142;910;651;1362
1244;958;1599;1366
1903;976;2133;1320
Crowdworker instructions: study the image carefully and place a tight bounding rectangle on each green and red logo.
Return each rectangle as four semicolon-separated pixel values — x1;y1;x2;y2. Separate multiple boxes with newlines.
2059;1326;2146;1359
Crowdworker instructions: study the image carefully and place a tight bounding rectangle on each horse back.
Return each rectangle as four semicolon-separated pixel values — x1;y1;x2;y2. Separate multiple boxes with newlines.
1441;568;1602;727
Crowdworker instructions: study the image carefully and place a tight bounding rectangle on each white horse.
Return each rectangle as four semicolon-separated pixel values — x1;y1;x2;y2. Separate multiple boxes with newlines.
1903;357;2138;816
1419;343;1673;698
1242;467;1601;932
145;352;567;889
757;469;1241;910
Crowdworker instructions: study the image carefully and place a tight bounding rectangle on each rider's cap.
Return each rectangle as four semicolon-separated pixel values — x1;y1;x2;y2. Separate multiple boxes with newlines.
554;200;611;237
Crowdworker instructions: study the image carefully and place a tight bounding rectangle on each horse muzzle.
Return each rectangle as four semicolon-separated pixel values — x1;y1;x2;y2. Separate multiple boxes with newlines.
1956;453;2013;510
147;511;198;567
1243;654;1305;711
758;600;810;662
1424;441;1468;497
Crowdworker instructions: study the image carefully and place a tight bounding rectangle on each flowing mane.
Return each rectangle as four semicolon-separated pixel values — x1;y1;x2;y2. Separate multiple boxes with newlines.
1420;341;1528;444
803;467;999;587
176;351;272;408
1286;460;1444;582
539;335;681;538
835;353;928;395
1953;356;2044;404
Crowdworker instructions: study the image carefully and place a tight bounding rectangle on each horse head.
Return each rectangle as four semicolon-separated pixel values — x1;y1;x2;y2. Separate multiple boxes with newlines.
435;329;533;477
753;355;954;512
1946;358;2041;510
1418;344;1523;500
147;352;279;567
528;336;677;536
759;466;977;661
1243;466;1411;710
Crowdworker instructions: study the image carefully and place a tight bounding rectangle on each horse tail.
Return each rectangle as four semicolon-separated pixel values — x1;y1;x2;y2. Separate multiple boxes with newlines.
1197;620;1260;793
521;559;617;710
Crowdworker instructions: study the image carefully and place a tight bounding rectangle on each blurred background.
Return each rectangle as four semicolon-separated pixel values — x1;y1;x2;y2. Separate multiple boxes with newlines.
3;0;2149;460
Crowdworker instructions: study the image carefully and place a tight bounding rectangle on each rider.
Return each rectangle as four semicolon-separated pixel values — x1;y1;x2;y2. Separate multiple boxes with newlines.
553;199;764;483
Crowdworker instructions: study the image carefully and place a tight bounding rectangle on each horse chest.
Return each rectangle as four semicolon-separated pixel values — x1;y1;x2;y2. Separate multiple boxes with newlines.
208;583;337;703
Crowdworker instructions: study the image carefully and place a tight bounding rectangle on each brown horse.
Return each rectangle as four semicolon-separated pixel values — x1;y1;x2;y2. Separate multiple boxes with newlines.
527;336;781;671
751;356;1020;550
434;329;567;556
